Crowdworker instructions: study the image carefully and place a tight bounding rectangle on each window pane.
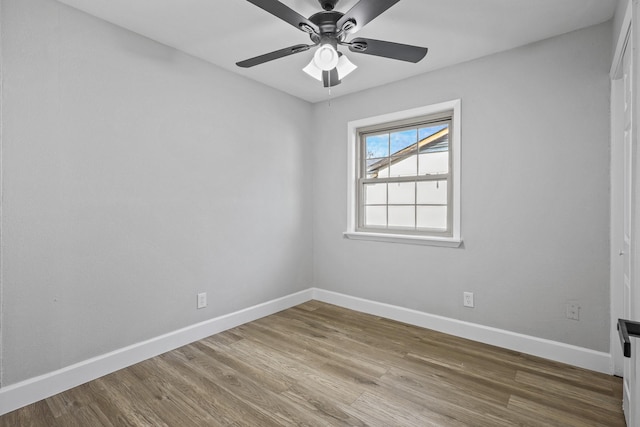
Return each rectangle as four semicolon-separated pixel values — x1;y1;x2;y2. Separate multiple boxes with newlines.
366;134;389;159
418;123;449;175
417;206;447;230
365;206;386;227
419;124;448;141
389;206;415;228
366;158;389;178
417;180;447;205
390;129;417;154
388;182;415;205
419;151;449;175
364;183;386;205
389;155;417;177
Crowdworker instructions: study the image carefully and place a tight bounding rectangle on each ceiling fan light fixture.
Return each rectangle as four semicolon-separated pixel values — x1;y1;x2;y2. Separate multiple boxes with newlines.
303;59;323;81
313;44;339;71
336;53;357;80
303;52;356;83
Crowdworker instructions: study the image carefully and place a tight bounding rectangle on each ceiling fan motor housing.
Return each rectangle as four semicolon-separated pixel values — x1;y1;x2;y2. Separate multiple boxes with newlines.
309;10;344;41
319;0;339;11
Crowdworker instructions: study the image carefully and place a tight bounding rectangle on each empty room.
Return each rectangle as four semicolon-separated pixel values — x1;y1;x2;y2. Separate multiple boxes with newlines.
0;0;639;425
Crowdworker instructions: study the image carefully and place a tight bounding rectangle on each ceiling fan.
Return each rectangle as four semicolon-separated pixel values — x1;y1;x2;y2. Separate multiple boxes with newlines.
236;0;428;88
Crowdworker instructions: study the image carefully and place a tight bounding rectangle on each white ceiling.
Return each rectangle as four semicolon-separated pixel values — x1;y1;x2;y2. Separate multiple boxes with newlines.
57;0;618;103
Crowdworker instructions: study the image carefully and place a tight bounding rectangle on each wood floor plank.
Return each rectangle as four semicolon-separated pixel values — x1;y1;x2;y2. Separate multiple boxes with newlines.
170;344;331;426
514;370;622;413
229;333;364;404
507;394;619;427
349;391;467;427
0;399;57;427
379;366;513;424
95;372;172;426
157;350;284;426
193;340;291;394
279;382;367;426
260;310;391;378
54;403;115;427
0;301;626;426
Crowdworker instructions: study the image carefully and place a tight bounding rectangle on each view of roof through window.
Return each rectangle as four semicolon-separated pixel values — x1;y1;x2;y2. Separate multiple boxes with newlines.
365;124;449;179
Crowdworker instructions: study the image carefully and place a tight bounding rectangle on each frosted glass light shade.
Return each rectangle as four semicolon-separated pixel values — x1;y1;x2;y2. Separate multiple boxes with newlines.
303;60;323;81
336;54;357;79
313;44;339;70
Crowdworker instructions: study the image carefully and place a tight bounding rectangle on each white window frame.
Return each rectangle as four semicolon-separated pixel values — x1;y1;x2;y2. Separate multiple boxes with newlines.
344;100;462;247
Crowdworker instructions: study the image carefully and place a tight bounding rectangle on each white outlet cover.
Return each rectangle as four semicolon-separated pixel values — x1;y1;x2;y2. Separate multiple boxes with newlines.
566;302;580;320
197;292;207;309
463;292;474;308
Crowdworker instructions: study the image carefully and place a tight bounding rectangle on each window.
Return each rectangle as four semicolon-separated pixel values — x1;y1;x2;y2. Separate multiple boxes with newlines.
345;100;461;246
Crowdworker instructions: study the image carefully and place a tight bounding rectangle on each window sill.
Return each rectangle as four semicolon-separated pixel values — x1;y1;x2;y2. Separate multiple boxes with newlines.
343;231;462;247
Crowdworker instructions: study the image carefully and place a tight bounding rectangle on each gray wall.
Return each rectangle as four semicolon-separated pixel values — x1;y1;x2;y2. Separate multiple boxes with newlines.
312;22;612;352
0;0;615;389
0;0;313;386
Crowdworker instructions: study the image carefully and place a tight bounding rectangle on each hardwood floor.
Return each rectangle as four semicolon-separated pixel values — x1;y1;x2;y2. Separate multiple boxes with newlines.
0;301;626;426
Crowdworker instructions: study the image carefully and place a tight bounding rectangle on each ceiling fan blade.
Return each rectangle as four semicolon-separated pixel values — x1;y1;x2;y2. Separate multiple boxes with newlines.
348;37;427;63
323;69;341;87
245;0;318;34
236;44;312;68
337;0;400;34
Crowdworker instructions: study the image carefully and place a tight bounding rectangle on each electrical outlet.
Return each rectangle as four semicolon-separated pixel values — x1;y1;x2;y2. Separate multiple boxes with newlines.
566;302;580;321
197;292;207;309
463;292;474;308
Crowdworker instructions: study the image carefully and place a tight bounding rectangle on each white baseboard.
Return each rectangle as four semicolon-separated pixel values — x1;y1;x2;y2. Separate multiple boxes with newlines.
311;288;612;375
0;288;314;416
0;287;614;416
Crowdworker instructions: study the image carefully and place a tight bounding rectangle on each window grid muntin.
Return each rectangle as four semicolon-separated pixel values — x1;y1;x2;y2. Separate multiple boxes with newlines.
357;115;453;236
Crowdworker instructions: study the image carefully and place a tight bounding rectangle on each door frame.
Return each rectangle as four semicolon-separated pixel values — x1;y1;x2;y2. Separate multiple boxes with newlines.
611;2;640;425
